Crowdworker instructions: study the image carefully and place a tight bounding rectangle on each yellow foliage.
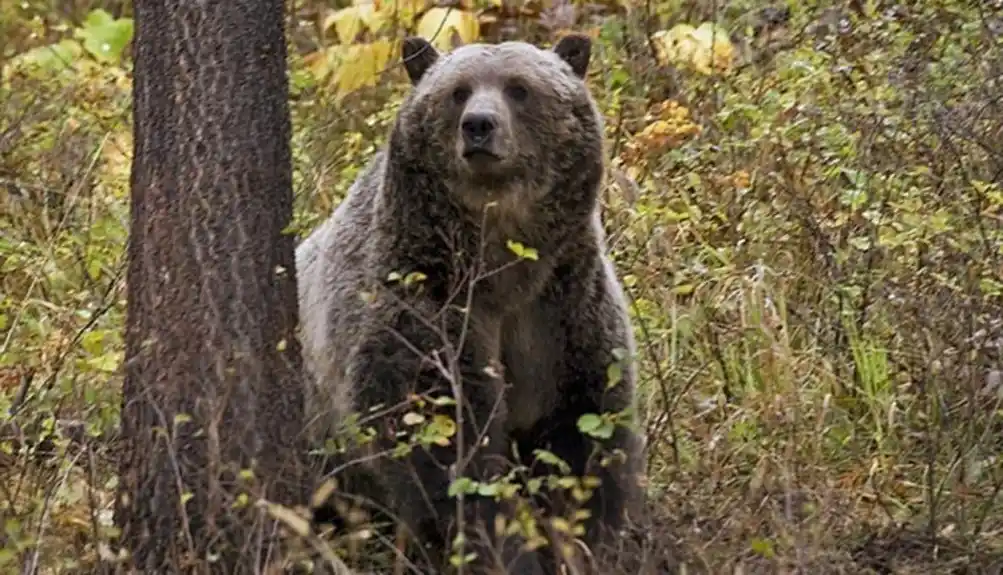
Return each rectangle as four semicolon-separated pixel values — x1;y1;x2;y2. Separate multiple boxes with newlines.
309;1;477;100
634;119;700;147
361;0;428;23
307;40;395;101
324;7;364;44
729;169;751;189
322;1;388;44
620;100;702;166
651;99;693;124
652;22;735;75
618;100;702;175
416;7;480;51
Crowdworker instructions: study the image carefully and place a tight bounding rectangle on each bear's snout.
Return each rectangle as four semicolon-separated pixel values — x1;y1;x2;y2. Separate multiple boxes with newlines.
461;112;498;148
455;90;512;169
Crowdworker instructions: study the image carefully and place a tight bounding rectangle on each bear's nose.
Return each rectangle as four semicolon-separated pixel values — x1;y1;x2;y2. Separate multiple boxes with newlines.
461;112;498;145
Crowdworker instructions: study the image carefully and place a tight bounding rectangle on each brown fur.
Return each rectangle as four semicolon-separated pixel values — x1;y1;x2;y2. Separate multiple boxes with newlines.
296;35;643;574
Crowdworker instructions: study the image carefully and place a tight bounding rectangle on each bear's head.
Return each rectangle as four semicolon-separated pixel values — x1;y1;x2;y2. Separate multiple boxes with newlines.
387;34;605;216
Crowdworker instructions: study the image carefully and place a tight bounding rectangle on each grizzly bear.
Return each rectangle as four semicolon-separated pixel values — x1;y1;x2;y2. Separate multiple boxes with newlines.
296;34;643;574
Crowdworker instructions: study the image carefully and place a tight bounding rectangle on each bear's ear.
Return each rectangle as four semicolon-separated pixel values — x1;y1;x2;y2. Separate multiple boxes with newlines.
401;36;440;85
552;33;592;78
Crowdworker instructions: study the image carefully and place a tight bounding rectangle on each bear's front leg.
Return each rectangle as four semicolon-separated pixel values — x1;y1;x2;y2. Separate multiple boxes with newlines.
356;304;544;574
565;287;643;547
514;265;644;563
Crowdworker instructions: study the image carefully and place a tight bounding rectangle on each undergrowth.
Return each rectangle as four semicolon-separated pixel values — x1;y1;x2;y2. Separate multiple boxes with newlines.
2;0;1003;573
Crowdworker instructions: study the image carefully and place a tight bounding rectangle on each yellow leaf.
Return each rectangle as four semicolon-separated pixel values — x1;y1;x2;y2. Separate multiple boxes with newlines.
259;500;312;537
402;412;426;426
302;50;330;79
627;114;702;158
651;23;695;65
323;7;364;44
416;7;479;51
327;40;394;100
672;283;695;295
651;22;734;75
310;478;339;508
338;0;388;34
691;22;734;70
730;169;751;189
358;3;387;33
363;0;424;18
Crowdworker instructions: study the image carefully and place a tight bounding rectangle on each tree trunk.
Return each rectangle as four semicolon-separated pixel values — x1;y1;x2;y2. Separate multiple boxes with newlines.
115;1;305;572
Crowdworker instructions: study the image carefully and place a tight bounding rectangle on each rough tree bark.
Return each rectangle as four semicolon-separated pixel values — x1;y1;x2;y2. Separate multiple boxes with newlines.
115;0;305;572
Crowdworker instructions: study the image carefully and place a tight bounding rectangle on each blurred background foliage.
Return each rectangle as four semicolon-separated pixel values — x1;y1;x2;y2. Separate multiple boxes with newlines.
2;0;1003;572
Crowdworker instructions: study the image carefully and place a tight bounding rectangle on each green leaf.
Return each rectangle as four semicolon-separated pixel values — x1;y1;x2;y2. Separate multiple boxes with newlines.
606;361;623;388
429;395;456;407
672;283;695;295
80;330;107;356
979;278;1003;296
477;482;500;497
0;548;16;567
449;552;478;567
87;352;121;373
527;477;543;493
532;449;571;474
75;9;134;64
750;537;775;558
403;271;427;286
686;172;702;190
9;39;84;73
428;414;456;439
577;413;614;439
231;492;250;508
577;414;602;434
448;477;478;497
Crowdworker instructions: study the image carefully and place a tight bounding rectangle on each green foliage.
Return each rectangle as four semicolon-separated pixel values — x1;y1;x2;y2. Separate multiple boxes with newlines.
576;412;615;440
1;5;133;571
6;8;133;75
75;9;133;64
5;0;1003;572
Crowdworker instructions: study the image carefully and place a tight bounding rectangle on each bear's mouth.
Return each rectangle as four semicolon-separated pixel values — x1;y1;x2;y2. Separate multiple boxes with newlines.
462;148;501;161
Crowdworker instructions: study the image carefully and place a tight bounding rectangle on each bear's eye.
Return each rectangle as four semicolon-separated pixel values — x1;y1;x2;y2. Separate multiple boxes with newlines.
452;86;471;104
505;83;529;102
